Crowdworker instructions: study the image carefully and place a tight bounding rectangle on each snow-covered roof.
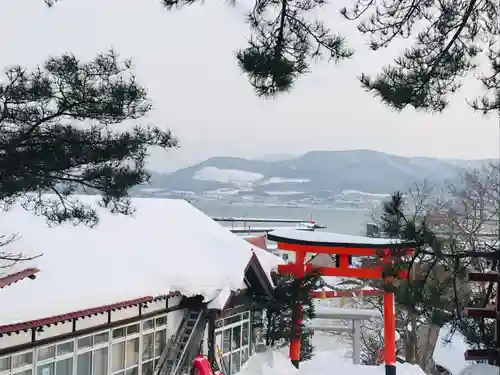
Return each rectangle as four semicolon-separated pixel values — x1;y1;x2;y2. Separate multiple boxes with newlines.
268;229;414;248
0;196;282;326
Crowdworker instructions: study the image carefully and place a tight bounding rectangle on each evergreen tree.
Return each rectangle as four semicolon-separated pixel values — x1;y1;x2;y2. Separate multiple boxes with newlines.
250;271;321;361
0;50;177;227
372;191;469;371
45;1;498;113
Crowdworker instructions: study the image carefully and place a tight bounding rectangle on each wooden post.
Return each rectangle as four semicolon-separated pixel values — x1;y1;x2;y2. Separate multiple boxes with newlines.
464;271;500;364
383;290;396;375
290;250;306;368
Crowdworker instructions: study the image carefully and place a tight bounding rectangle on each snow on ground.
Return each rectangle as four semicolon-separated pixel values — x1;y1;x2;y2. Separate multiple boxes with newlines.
241;348;426;375
193;167;264;184
432;324;469;375
260;178;310;185
0;195;282;325
457;364;500;375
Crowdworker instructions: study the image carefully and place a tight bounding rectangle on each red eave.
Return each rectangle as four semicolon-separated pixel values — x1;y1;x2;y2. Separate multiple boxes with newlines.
0;268;40;289
0;292;181;335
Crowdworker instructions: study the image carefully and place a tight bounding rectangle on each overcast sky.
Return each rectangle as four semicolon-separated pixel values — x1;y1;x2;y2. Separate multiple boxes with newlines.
2;0;498;172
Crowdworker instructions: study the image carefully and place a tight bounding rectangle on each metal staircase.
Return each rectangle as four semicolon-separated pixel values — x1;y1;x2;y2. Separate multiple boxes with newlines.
155;309;207;375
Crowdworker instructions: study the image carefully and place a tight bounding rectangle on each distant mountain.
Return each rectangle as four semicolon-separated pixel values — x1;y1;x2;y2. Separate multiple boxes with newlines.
138;150;492;205
251;153;297;162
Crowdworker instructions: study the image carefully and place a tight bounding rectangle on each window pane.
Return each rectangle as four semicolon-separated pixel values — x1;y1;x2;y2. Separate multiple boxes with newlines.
231;351;241;374
12;352;33;368
242;312;249;320
125;339;139;368
232;326;241;350
0;356;11;372
76;352;92;375
37;346;55;362
37;362;54;375
222;330;231;353
224;315;241;326
143;319;154;331
215;333;222;354
242;323;249;346
155;316;167;328
222;355;231;375
125;367;138;375
154;331;166;358
77;337;92;349
55;358;73;375
13;371;31;375
141;361;154;375
142;333;154;361
113;328;126;340
93;348;108;375
112;342;125;373
94;332;109;345
241;348;249;367
56;342;74;356
126;325;139;336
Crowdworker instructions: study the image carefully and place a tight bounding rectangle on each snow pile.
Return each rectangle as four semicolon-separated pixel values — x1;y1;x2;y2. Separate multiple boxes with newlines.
193;167;263;184
458;364;500;375
0;195;282;325
240;349;426;375
432;325;469;375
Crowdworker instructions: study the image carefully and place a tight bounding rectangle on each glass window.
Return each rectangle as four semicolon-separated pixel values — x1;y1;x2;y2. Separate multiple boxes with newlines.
224;315;241;326
113;328;126;340
56;342;74;356
242;323;249;346
242;312;249;320
125;367;138;375
37;362;54;375
231;351;241;374
12;352;33;369
94;332;109;345
12;371;31;375
112;342;125;373
0;356;11;372
38;346;55;361
126;325;139;336
125;339;139;368
143;319;154;331
76;352;92;375
222;355;231;375
55;358;72;375
141;361;154;375
241;348;249;367
222;330;231;353
215;333;222;354
154;331;166;358
93;348;108;375
232;326;241;350
142;333;154;361
77;336;92;349
155;316;167;327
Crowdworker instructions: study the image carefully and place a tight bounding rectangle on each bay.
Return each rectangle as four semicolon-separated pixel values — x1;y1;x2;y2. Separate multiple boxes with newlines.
193;200;375;236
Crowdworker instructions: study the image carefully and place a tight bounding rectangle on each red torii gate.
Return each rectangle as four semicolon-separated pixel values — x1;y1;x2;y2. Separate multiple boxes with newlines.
267;229;414;375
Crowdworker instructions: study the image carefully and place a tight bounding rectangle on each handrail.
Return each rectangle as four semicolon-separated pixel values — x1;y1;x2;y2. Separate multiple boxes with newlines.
171;310;204;375
154;309;191;375
154;334;176;374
